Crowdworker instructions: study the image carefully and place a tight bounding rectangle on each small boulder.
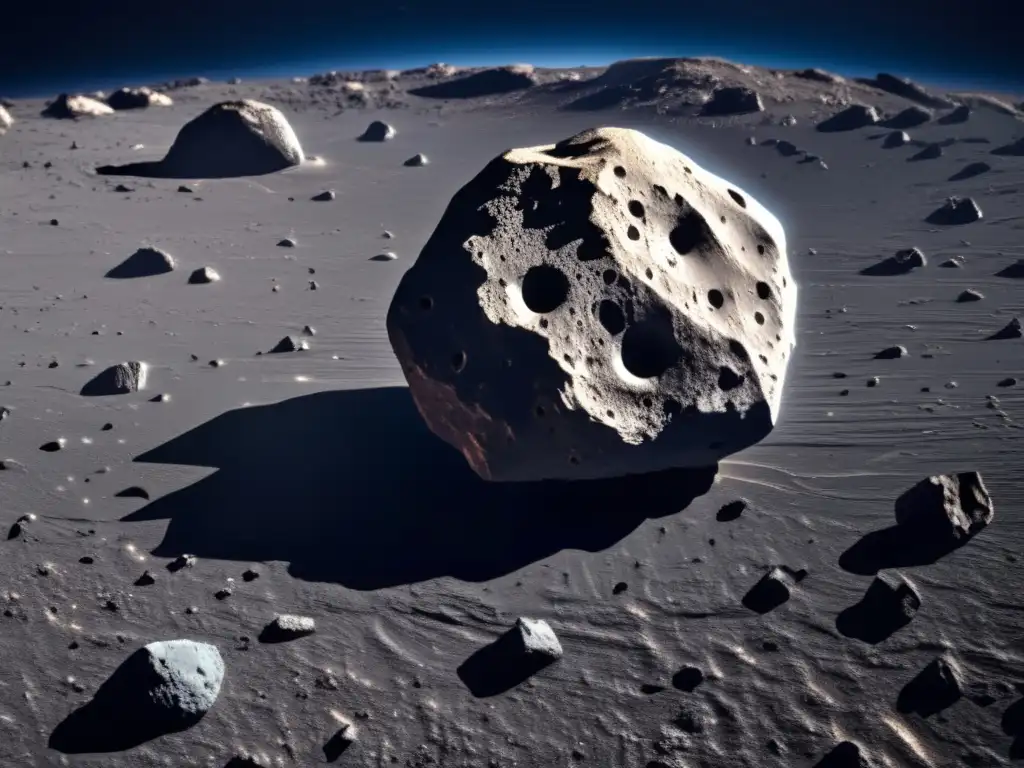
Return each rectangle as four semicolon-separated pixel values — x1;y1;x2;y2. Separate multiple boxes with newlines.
817;104;880;132
926;196;982;225
701;86;764;116
938;105;971;125
456;617;563;697
277;237;296;248
860;247;926;276
775;140;801;157
949;162;990;181
269;336;308;353
991;137;1024;156
260;614;316;642
882;106;932;129
370;251;398;262
312;190;335;202
869;73;954;108
897;655;965;717
409;65;537;98
956;289;983;302
358;120;396;142
837;570;921;644
988;317;1022;340
894;471;993;548
81;361;148;396
909;143;943;162
188;266;220;284
882;130;910;148
874;345;907;360
938;257;964;268
107;87;173;110
42;93;113;119
995;259;1024;278
742;565;806;614
106;247;175;278
403;153;429;167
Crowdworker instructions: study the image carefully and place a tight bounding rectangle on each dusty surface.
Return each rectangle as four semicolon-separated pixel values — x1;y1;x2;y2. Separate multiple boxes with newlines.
0;57;1022;767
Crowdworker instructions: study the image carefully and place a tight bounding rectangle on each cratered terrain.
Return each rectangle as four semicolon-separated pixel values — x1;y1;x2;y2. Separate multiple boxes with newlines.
0;56;1022;768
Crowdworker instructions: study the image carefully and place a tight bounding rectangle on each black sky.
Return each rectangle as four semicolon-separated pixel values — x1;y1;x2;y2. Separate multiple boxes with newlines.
1;0;1020;97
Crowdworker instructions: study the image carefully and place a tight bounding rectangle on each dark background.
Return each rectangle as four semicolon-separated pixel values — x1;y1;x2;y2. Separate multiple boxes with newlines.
0;0;1019;97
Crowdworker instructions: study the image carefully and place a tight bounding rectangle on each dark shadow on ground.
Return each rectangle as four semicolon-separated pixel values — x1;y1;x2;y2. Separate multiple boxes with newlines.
126;386;717;590
457;628;560;697
49;647;209;753
839;524;963;576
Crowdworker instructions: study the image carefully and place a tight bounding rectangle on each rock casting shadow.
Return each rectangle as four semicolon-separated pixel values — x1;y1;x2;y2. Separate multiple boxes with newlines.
49;648;209;753
126;386;717;590
457;628;559;697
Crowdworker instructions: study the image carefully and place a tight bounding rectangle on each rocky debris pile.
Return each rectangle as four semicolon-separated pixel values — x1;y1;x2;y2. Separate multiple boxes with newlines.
895;472;994;549
409;65;538;98
260;614;316;642
700;86;763;116
107;87;173;110
387;126;797;481
926;196;982;225
897;655;965;717
817;104;880;132
358;120;396;142
98;100;304;179
882;106;932;129
106;246;176;278
81;361;148;396
188;266;220;284
861;247;926;276
42;93;114;118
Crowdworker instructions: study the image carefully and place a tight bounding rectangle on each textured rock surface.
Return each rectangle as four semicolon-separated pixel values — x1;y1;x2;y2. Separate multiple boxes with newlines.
141;640;224;719
81;361;148;396
41;93;114;119
895;471;994;546
387;126;796;481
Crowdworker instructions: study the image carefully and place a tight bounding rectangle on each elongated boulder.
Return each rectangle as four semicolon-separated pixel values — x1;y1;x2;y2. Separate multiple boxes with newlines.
42;93;114;119
107;86;173;110
387;126;797;482
97;100;303;178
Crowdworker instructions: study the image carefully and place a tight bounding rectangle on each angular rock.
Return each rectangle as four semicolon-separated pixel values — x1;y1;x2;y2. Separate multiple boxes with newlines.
277;237;296;248
882;106;932;129
938;105;971;125
874;345;907;360
188;266;220;284
312;190;335;202
949;161;990;181
107;87;173;110
817;104;880;132
106;247;175;278
387;126;797;481
837;570;921;644
815;740;874;768
81;361;148;396
909;143;943;161
991;137;1024;156
989;317;1022;340
897;655;965;716
775;140;800;157
995;259;1024;278
42;93;114;119
938;257;964;268
358;120;396;142
269;336;308;353
926;196;982;225
956;289;983;303
404;153;429;167
882;130;910;148
742;565;806;614
894;471;994;547
409;65;537;98
860;247;926;276
512;617;563;659
456;617;563;697
260;614;316;642
701;86;763;116
97;100;304;178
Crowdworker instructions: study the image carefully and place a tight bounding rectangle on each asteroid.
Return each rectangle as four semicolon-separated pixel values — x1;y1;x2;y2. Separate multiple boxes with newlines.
387;126;796;481
259;614;316;642
105;247;176;278
895;471;994;548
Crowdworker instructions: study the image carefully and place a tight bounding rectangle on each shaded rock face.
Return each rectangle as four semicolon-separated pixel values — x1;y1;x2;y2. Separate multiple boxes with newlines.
882;130;910;148
409;65;538;98
80;361;148;396
938;105;971;125
107;87;173;110
42;93;114;119
387;126;796;482
817;104;880;132
97;100;304;179
106;247;175;278
359;120;396;142
926;196;982;225
861;247;926;276
701;86;763;116
894;472;994;548
188;266;220;284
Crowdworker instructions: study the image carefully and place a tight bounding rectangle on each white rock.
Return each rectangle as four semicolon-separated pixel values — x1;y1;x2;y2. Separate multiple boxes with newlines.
387;126;797;481
514;617;563;659
41;93;114;118
139;639;224;717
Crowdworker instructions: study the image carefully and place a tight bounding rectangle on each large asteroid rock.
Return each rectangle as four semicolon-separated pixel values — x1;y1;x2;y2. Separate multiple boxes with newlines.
96;100;304;178
386;126;797;482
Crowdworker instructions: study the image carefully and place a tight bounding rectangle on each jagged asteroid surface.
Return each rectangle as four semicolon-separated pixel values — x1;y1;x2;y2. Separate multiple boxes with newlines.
386;126;797;482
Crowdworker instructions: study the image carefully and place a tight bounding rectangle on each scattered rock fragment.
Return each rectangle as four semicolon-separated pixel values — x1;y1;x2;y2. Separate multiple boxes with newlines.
997;377;1018;388
81;361;148;396
242;568;260;582
882;106;932;129
358;120;396;142
988;317;1022;340
42;93;114;119
882;130;910;148
276;237;296;248
837;570;921;644
7;514;36;540
897;655;965;716
135;570;156;586
817;104;880;132
895;471;993;549
188;266;220;284
269;336;308;353
301;325;316;336
106;87;173;110
927;196;982;226
149;393;171;403
370;251;397;261
168;554;197;572
938;256;964;268
260;614;316;643
991;137;1024;156
177;184;194;193
311;190;335;202
938;105;971;124
995;259;1024;278
403;153;429;167
956;289;983;303
40;439;66;452
874;345;907;360
861;247;926;276
106;247;175;278
701;86;764;116
457;617;563;697
949;161;990;181
0;105;13;133
742;566;807;614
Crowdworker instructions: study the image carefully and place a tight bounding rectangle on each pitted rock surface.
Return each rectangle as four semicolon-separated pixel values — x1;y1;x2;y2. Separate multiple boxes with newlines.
387;126;796;481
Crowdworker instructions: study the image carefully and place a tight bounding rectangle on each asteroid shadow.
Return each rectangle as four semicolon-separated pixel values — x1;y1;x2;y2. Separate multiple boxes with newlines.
457;629;558;697
125;386;718;590
49;647;208;753
838;524;962;576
